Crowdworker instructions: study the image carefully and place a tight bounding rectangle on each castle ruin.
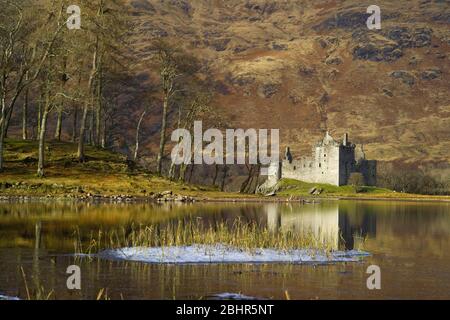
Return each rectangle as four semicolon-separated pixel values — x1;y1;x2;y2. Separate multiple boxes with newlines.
263;132;377;188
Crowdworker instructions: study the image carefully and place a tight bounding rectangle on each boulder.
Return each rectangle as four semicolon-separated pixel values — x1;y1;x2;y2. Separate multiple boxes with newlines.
160;190;173;196
313;188;323;195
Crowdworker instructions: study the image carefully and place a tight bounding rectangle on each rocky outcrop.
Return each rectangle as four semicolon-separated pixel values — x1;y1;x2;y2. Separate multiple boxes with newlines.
271;42;288;51
384;27;433;49
352;31;403;62
325;56;343;65
298;65;316;76
352;27;433;62
228;74;255;87
390;70;416;86
420;68;442;80
257;83;279;98
209;38;231;51
244;1;279;16
315;10;370;30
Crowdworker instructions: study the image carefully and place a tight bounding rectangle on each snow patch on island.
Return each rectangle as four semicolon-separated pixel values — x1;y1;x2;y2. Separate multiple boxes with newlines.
209;292;261;300
0;294;20;301
94;244;370;264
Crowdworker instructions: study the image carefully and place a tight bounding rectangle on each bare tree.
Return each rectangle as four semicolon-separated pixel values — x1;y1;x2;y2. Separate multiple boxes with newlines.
0;0;65;171
133;108;147;161
77;0;131;160
21;71;29;140
154;41;180;175
77;33;99;162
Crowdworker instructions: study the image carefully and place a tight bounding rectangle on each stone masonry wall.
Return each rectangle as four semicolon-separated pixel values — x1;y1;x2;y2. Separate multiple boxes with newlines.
261;133;377;189
282;143;341;185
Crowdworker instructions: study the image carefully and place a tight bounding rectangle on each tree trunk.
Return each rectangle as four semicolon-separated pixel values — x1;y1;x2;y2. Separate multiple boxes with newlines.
212;164;219;186
4;104;13;138
156;96;169;175
71;105;78;143
95;104;101;147
0;89;6;171
240;165;254;193
54;109;62;141
77;104;89;162
240;164;260;194
78;40;98;161
168;163;177;181
220;165;229;192
179;163;187;182
0;117;6;172
88;109;94;146
37;108;49;177
134;110;146;161
0;94;9;171
37;78;51;178
95;64;103;147
37;95;42;140
22;88;29;140
187;164;195;183
101;116;106;148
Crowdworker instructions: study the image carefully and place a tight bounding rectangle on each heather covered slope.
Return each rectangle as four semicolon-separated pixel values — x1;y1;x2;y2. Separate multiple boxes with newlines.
124;0;449;179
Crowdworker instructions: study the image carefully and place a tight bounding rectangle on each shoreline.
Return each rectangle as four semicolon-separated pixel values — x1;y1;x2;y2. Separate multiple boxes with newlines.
1;193;449;204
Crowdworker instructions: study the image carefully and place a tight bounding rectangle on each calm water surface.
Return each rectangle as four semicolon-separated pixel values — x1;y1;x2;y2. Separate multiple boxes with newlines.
0;200;449;300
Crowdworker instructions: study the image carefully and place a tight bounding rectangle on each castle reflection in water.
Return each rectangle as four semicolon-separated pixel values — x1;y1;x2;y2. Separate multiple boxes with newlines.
265;202;376;250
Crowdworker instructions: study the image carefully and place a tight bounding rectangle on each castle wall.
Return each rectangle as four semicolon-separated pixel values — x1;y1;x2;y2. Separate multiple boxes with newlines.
261;133;377;189
282;143;340;185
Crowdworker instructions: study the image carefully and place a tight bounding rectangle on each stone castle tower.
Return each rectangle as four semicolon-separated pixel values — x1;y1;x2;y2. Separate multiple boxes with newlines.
264;132;377;188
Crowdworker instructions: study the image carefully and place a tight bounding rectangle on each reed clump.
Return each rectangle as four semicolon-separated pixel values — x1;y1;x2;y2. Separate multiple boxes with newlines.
20;266;54;300
76;218;336;254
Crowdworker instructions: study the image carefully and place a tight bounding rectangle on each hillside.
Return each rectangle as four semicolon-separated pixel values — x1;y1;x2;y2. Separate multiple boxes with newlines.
121;0;449;180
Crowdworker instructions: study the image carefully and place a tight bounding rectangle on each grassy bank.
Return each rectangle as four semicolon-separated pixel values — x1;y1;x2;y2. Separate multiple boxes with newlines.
0;139;242;199
1;139;449;202
277;178;450;201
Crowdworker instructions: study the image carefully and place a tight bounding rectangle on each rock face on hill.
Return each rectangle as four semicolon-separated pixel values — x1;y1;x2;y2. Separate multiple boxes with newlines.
122;0;449;178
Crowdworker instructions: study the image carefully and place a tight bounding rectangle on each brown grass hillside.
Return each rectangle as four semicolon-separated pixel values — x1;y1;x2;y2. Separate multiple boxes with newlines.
9;0;449;180
122;0;450;177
